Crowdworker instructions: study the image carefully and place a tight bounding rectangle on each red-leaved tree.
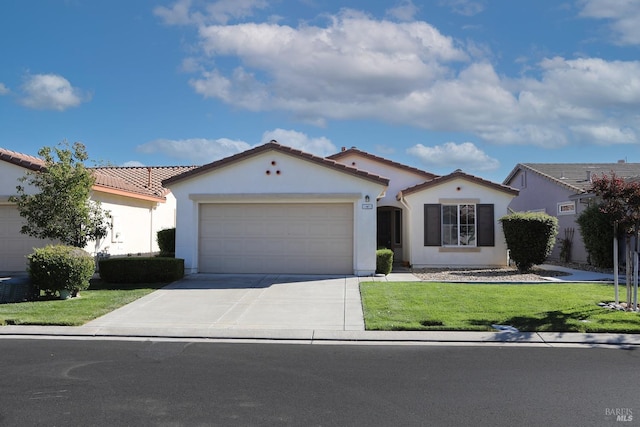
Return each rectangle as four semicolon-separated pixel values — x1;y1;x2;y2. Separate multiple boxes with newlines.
590;172;640;310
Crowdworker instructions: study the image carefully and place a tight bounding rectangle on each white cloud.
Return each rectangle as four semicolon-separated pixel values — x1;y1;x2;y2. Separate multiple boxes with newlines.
0;83;9;95
155;0;268;26
579;0;640;45
260;129;336;156
407;142;499;171
122;160;145;167
19;74;87;111
439;0;485;16
204;0;268;24
154;0;195;25
169;5;640;149
569;124;637;145
137;138;251;164
386;1;419;22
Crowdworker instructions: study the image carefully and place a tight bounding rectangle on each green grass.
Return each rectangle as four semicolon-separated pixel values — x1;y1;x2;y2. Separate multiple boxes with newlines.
360;282;640;333
0;280;167;326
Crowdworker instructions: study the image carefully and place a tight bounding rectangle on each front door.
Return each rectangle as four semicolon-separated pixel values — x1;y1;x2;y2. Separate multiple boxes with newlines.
377;207;402;261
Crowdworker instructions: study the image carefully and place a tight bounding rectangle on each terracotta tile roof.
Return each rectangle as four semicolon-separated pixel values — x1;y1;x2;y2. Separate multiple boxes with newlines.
92;166;197;199
0;147;46;171
1;146;195;201
504;163;640;193
399;169;519;198
327;147;438;180
163;141;390;187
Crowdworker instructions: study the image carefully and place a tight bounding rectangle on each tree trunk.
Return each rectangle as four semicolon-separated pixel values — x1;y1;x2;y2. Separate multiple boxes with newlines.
614;226;619;305
626;235;632;310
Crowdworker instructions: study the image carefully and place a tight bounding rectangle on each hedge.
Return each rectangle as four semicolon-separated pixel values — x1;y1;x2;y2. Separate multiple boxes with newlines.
98;257;184;283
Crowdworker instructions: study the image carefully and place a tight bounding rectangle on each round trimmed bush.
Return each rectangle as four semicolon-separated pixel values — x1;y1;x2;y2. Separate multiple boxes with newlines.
499;212;558;272
28;245;95;296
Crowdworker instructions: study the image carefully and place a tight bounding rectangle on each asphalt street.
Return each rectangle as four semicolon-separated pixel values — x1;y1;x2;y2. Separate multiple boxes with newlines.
0;339;637;426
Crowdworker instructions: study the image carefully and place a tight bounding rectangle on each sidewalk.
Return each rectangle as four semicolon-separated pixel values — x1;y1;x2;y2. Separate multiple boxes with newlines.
1;267;637;347
537;264;617;282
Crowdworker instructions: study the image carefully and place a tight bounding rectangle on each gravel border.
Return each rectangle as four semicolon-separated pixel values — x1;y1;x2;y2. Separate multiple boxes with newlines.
411;267;570;282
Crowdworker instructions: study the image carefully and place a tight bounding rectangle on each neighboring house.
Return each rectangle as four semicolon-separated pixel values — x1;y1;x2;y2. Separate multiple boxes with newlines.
165;141;518;275
503;162;640;264
0;147;194;272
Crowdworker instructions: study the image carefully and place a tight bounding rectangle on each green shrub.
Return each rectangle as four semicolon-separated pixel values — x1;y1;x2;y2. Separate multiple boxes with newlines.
157;228;176;257
99;257;184;283
576;203;615;268
28;245;95;296
376;249;394;275
499;212;558;272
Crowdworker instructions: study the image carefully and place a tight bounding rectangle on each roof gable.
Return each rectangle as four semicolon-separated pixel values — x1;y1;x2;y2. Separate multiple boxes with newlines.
163;141;390;187
399;169;518;198
327;147;437;180
504;163;640;193
0;147;46;171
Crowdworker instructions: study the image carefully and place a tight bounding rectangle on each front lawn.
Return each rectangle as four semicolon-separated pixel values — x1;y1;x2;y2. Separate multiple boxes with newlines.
360;282;640;333
0;280;167;326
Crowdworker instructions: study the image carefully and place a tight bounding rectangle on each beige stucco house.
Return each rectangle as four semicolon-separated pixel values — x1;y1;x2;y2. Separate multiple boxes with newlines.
165;141;519;275
0;147;194;272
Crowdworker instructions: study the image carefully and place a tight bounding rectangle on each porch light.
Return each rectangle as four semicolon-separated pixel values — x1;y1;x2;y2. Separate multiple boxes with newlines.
365;195;370;202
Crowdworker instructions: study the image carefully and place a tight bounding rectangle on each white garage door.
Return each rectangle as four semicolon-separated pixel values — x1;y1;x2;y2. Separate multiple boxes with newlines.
199;203;354;274
0;205;50;271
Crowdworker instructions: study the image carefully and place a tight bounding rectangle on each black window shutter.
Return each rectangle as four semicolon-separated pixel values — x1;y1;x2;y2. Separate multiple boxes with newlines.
424;204;441;246
477;204;495;247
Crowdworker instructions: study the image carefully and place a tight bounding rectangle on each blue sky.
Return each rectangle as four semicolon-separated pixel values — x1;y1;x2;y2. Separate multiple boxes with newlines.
1;0;640;182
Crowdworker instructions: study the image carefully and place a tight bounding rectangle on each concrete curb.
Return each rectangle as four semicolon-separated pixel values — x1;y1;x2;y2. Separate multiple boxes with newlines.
1;325;639;347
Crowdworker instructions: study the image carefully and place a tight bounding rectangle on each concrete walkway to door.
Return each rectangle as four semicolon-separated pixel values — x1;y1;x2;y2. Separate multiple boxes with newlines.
85;273;415;334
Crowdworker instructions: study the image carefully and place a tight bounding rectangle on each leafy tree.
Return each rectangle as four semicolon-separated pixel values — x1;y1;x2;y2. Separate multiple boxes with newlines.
9;142;110;248
499;212;558;273
590;172;640;309
576;203;615;268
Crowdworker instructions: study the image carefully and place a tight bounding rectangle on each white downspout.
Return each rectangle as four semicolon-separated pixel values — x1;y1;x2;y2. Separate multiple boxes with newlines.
149;205;155;254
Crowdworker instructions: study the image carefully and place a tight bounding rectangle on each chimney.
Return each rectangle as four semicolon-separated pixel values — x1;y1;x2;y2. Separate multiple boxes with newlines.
618;159;626;163
147;167;152;187
586;170;591;182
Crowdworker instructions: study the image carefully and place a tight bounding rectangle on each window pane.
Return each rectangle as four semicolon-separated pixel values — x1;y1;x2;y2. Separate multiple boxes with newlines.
442;206;457;245
441;204;477;246
459;205;476;246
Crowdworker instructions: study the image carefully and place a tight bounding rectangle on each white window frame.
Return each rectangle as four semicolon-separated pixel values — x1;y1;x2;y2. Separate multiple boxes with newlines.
442;204;477;247
557;201;576;216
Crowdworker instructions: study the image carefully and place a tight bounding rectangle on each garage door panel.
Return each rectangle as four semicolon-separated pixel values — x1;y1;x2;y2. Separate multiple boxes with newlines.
0;206;51;271
199;203;354;274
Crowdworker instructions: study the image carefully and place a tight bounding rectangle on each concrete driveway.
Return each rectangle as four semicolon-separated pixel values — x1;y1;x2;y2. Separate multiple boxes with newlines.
84;274;367;332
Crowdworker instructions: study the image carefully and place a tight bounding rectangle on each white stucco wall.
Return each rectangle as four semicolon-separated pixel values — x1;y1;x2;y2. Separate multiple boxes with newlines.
331;153;429;208
403;177;515;267
168;150;387;275
332;153;432;262
0;162;38;196
90;192;176;256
